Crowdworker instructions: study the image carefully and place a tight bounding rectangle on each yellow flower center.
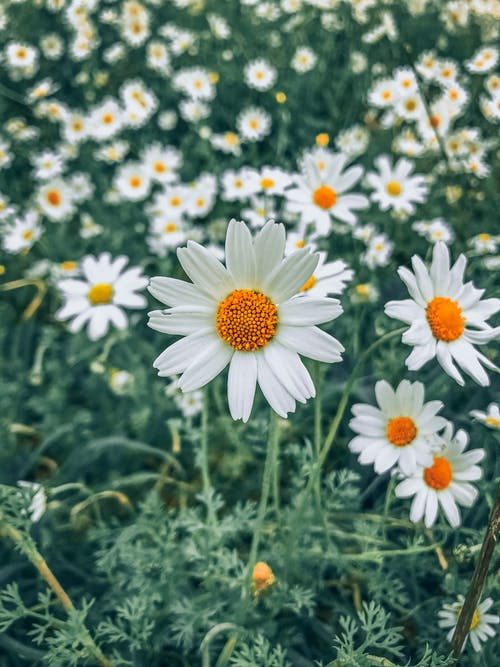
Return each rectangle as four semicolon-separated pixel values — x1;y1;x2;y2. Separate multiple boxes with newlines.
405;99;417;111
386;180;402;196
423;456;452;490
313;184;337;209
196;197;205;207
249;119;259;129
295;239;305;248
426;296;465;342
275;91;286;103
22;230;34;240
170;196;181;207
356;283;369;295
102;112;114;124
216;289;278;351
16;47;27;59
470;609;481;631
60;261;77;271
386;416;417;447
316;133;329;147
164;222;178;233
260;177;275;189
300;274;317;292
478;233;491;242
87;283;114;305
224;132;238;146
485;416;500;428
129;176;142;188
252;562;275;592
46;189;61;206
153;161;166;173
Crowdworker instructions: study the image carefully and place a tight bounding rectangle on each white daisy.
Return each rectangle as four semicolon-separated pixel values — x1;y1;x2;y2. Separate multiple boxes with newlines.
395;422;484;527
291;47;317;73
221;168;260;201
465;47;499;74
285;152;369;233
349;379;446;476
147;219;345;422
257;167;292;195
36;178;75;221
244;59;277;91
114;163;151;201
385;242;500;386
438;596;499;653
297;251;354;297
367;155;428;214
2;211;42;254
469;402;500;430
236;107;271;142
56;252;148;341
141;143;181;184
89;98;124;141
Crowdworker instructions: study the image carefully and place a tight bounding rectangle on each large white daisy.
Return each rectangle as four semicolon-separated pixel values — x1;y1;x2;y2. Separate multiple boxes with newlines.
56;252;148;340
385;242;500;386
285;151;369;233
349;379;446;476
147;220;345;422
395;422;484;528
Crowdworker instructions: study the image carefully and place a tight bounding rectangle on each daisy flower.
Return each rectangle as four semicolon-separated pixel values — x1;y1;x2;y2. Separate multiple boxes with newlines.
285;152;369;233
147;219;345;422
221;168;260;201
56;252;148;341
89;99;124;141
469;403;500;430
141;143;181;184
244;59;277;91
114;163;151;201
395;422;484;527
236;107;271;142
466;47;499;74
257;167;292;195
2;211;42;254
297;252;354;297
36;179;75;221
438;596;499;653
367;155;428;214
291;47;317;73
349;379;446;476
385;242;500;386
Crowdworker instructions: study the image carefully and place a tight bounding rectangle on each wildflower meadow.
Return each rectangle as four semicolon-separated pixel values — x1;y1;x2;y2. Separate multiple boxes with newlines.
1;1;500;666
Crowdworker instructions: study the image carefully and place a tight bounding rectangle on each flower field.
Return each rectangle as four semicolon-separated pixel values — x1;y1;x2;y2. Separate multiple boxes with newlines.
0;1;499;666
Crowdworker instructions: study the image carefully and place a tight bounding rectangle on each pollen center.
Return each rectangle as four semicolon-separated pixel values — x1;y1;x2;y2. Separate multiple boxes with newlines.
313;185;337;209
386;180;402;196
300;274;317;292
47;190;61;206
426;296;464;342
87;282;114;305
470;609;481;631
386;416;417;447
216;289;278;351
423;457;452;490
260;177;275;189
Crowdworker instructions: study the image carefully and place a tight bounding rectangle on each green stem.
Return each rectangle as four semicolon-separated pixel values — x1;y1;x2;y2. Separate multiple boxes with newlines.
246;410;280;585
288;327;406;551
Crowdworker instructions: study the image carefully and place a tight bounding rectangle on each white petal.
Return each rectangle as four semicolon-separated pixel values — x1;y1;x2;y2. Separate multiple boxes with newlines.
148;307;213;335
397;266;427;308
88;308;112;340
424;491;438;527
178;338;232;392
448;339;490;386
67;308;93;333
256;354;296;418
177;241;234;300
58;279;89;297
148;276;214;307
410;490;427;523
277;325;344;362
436;341;464;385
225;219;256;288
384;299;423;324
114;291;147;308
262;249;319;302
113;266;148;292
254;220;286;277
375;380;396;414
405;339;437;370
55;297;88;320
374;446;400;473
429;242;450;294
263;342;315;403
438;490;460;527
153;331;214;375
279;297;342;326
411;255;434;302
227;352;257;422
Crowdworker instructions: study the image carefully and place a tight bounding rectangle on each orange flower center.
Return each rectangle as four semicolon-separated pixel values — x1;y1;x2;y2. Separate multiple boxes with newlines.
386;180;402;196
313;185;337;209
16;47;27;59
46;189;61;206
386;416;417;447
316;133;329;146
260;177;275;189
216;289;278;351
430;114;441;127
60;261;77;271
170;196;181;207
129;176;142;188
300;274;317;292
154;161;166;173
164;222;178;233
87;283;114;305
252;562;275;592
102;113;114;124
423;456;452;490
426;296;464;342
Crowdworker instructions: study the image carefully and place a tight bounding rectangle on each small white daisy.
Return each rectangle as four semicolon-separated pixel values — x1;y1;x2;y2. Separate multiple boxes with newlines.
367;155;428;214
395;422;484;527
466;47;499;74
56;252;148;341
36;179;75;222
285;151;369;232
236;107;271;142
438;596;499;653
469;403;500;430
296;251;354;297
147;219;345;422
244;58;277;91
385;242;500;386
349;379;446;476
2;211;42;254
291;47;317;73
114;163;151;201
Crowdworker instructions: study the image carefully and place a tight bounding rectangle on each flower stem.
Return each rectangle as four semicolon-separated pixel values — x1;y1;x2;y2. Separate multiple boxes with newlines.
451;486;500;658
287;327;406;551
0;516;112;667
246;410;280;585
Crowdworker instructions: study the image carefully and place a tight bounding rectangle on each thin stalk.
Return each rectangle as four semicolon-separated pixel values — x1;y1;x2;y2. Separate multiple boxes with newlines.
200;623;239;667
451;488;500;658
0;517;111;667
246;410;280;585
287;327;406;550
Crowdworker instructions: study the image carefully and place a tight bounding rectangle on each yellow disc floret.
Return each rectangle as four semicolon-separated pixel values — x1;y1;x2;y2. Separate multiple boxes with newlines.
386;416;417;447
386;180;402;196
423;456;452;490
216;289;278;351
313;185;337;209
426;296;465;342
88;283;114;305
300;274;317;292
